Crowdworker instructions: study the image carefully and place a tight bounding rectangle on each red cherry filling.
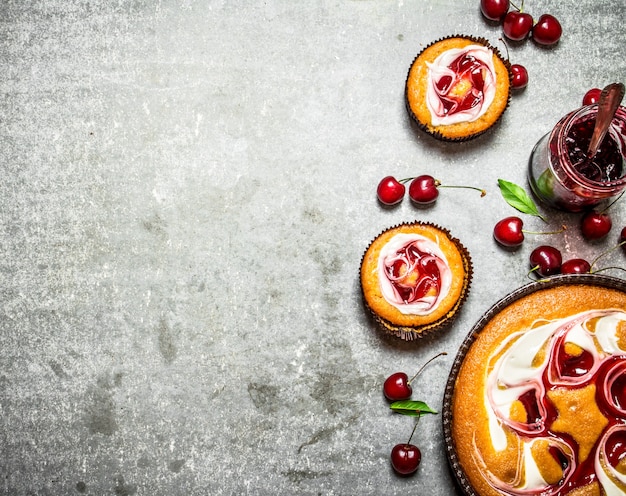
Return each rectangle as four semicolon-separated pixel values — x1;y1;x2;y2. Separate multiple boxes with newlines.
598;358;626;417
548;446;570;473
556;345;594;377
491;313;626;494
434;52;489;116
517;389;543;427
605;429;626;469
611;372;626;411
384;242;442;305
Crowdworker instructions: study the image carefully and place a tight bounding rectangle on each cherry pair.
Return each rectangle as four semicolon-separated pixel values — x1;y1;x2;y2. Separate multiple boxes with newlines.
529;232;626;278
377;175;485;206
529;246;592;277
480;0;562;45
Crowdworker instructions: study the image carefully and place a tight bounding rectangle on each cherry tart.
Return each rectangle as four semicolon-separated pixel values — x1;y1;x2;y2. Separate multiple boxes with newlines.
446;276;626;496
360;222;472;340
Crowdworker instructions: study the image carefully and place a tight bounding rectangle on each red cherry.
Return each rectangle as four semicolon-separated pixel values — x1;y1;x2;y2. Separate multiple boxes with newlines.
383;353;446;401
494;216;525;247
561;258;591;274
583;88;602;106
383;373;412;401
581;212;612;240
503;11;533;41
377;176;406;206
408;175;439;204
530;245;562;277
493;218;565;248
391;443;421;475
480;0;510;21
620;227;626;254
408;176;485;204
510;64;529;90
532;14;562;46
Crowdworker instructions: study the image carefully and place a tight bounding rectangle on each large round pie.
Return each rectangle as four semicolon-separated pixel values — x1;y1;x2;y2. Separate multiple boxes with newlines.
444;275;626;496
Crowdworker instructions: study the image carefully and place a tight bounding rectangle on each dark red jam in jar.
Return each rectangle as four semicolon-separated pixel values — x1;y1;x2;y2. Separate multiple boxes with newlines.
529;105;626;212
565;117;624;182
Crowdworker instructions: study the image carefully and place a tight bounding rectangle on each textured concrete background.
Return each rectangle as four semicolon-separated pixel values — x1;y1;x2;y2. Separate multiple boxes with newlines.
1;1;625;495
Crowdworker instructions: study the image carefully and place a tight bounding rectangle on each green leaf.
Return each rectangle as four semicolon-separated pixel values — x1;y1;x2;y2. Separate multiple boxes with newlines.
389;400;438;417
497;179;546;222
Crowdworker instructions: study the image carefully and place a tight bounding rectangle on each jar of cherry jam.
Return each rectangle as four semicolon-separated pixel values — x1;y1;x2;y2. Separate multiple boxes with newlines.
528;104;626;212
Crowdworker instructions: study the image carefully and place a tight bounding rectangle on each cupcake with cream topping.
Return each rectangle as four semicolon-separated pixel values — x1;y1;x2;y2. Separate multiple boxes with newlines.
405;35;511;141
360;222;472;340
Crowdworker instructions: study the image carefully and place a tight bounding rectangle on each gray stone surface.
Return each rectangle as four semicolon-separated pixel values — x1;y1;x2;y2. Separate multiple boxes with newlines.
1;1;625;495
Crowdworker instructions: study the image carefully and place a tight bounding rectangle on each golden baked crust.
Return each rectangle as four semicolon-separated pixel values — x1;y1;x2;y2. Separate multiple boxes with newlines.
405;36;511;141
360;222;471;340
451;284;626;496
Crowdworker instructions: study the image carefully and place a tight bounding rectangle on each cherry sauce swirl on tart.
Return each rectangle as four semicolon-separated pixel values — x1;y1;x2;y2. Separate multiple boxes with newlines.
449;281;626;496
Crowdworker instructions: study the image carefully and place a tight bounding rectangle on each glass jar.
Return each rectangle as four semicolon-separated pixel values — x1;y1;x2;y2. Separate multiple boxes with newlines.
528;105;626;212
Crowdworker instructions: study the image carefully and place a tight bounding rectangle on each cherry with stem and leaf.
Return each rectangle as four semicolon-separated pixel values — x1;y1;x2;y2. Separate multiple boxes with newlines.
388;399;438;476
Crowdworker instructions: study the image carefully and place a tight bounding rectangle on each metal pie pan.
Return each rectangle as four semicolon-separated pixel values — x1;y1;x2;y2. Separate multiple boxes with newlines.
441;273;626;495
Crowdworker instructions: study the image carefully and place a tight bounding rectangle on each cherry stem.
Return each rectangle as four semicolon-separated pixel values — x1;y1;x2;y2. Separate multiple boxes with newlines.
527;265;546;282
598;191;624;214
437;184;487;197
591;266;626;274
521;225;567;236
407;352;447;385
406;415;420;445
499;38;510;62
396;177;486;196
590;240;626;271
